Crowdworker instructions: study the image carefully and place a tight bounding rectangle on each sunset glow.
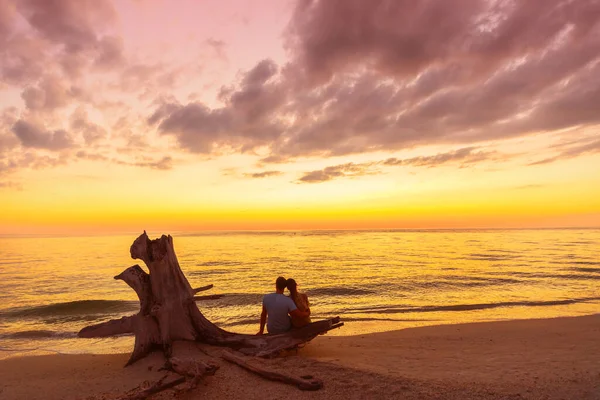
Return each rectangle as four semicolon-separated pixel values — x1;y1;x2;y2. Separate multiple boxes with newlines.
1;0;599;234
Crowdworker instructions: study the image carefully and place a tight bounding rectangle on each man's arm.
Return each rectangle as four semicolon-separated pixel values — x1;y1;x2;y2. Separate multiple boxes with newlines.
257;304;267;335
290;308;309;318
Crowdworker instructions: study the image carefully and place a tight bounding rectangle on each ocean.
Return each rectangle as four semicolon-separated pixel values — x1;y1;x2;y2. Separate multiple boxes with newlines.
0;229;599;359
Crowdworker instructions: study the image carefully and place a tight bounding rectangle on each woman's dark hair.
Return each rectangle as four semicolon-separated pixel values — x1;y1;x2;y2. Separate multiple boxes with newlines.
286;278;297;292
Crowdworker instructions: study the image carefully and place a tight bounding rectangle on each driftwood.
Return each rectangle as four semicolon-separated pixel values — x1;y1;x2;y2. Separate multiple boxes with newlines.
193;284;214;293
78;232;343;366
118;357;218;400
193;294;223;301
222;351;323;390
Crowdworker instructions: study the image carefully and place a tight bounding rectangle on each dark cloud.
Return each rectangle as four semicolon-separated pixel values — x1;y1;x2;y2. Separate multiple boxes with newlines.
154;0;600;162
149;59;286;153
11;119;74;150
244;170;283;178
17;0;116;53
94;35;125;69
243;59;278;86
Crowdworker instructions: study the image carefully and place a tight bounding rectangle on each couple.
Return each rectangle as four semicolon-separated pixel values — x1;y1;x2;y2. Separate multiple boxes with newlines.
257;276;311;335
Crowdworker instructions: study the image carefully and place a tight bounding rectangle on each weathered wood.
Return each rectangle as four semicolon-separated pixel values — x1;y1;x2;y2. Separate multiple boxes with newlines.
168;357;219;391
118;357;218;400
78;231;343;365
118;375;185;400
193;294;223;301
193;284;214;293
78;315;134;338
222;351;323;391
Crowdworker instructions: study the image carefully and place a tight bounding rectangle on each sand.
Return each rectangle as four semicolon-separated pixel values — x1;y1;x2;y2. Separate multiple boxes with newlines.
1;315;599;400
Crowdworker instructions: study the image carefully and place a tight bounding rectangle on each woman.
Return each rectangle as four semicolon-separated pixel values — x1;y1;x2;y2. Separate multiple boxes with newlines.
286;278;311;328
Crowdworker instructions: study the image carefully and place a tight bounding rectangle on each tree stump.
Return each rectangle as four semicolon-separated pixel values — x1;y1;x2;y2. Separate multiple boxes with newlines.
78;232;343;365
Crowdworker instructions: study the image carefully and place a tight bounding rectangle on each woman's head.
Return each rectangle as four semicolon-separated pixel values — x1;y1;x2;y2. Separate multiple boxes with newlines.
286;278;297;293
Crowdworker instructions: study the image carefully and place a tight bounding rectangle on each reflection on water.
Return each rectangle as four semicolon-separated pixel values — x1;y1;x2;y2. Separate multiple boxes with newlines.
0;229;599;359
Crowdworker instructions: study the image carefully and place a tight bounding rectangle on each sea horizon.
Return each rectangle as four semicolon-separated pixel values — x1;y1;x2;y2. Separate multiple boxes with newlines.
2;228;599;360
1;225;599;239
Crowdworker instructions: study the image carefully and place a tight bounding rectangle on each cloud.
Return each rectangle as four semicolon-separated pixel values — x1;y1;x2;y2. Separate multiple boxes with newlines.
129;156;172;170
0;0;119;83
21;75;74;111
297;146;501;183
383;147;497;168
152;0;600;162
149;59;286;153
76;150;173;170
69;107;106;144
529;136;600;165
94;35;125;69
0;181;22;190
243;170;283;178
205;38;228;61
297;161;379;183
0;151;67;177
17;0;117;53
514;184;546;190
11;119;74;150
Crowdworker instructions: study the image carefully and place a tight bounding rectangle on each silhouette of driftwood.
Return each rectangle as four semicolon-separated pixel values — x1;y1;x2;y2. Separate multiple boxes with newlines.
222;351;323;390
78;232;343;370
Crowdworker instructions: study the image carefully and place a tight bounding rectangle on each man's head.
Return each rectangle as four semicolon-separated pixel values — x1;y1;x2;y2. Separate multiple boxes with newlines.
275;276;287;292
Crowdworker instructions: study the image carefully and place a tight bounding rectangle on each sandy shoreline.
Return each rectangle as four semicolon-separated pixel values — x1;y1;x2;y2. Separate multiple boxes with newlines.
1;315;599;399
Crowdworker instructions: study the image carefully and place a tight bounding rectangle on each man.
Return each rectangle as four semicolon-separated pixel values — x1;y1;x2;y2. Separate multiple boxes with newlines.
257;276;310;335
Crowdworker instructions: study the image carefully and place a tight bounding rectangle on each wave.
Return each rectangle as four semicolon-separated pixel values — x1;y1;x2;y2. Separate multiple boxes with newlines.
571;267;600;274
0;330;77;339
197;293;263;308
0;300;138;319
306;287;377;297
466;253;516;261
194;261;243;267
342;296;600;315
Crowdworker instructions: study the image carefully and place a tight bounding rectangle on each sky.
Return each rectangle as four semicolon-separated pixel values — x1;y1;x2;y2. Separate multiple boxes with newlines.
0;0;599;234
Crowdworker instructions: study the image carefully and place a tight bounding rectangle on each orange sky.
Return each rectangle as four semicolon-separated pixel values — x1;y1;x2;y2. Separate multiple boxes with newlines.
1;0;599;234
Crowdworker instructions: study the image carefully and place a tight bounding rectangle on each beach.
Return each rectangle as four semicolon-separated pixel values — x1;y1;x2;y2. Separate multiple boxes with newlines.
2;314;599;400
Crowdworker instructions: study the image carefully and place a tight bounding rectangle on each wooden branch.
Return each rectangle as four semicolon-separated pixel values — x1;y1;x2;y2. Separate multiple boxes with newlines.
78;316;134;338
193;284;213;293
236;317;344;357
118;375;185;400
118;357;219;400
222;351;322;391
114;265;153;314
193;294;223;301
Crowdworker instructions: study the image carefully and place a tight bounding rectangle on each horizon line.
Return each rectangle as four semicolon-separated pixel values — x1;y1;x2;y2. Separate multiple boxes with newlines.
1;225;599;238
